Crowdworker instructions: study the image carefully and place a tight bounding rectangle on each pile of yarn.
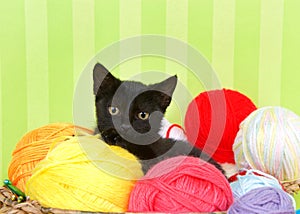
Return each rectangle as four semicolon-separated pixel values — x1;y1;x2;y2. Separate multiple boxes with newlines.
7;102;300;212
128;156;233;212
8;123;92;192
184;89;257;167
233;106;300;194
25;135;144;212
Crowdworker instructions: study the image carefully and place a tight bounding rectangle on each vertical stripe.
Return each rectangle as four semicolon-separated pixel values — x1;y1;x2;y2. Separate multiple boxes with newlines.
188;0;214;61
141;0;166;36
234;0;261;104
166;1;188;42
95;0;120;75
281;0;300;115
25;0;49;130
0;59;2;180
72;0;95;129
119;0;141;80
188;0;214;97
166;0;188;124
141;0;166;75
212;0;235;89
73;0;95;84
47;0;74;123
258;0;284;107
0;1;27;180
95;0;120;53
296;194;300;209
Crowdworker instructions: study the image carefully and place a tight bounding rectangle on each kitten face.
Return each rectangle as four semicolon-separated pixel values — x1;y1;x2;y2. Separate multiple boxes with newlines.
93;63;177;147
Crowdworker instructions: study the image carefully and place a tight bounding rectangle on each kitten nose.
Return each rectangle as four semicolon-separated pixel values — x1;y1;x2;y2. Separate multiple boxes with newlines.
120;124;131;133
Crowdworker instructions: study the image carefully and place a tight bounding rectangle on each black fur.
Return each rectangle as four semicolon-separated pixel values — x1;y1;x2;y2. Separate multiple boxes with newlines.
93;63;223;174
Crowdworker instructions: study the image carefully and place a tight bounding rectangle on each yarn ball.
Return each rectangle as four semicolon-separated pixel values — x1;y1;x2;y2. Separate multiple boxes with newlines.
184;89;256;164
227;187;295;214
128;156;233;212
230;169;283;199
8;123;93;192
25;135;143;212
233;106;300;182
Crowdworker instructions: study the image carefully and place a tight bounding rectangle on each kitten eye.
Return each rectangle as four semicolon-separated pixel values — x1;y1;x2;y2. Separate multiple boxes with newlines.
108;106;119;115
137;112;149;120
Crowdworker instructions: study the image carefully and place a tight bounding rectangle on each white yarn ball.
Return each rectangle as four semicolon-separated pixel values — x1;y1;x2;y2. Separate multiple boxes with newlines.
233;106;300;182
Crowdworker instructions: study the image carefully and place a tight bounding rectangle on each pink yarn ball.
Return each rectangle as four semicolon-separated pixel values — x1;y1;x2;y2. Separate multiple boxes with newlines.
128;156;233;212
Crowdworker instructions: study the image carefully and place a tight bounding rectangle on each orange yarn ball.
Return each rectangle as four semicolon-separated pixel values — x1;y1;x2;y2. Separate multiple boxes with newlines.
8;123;93;191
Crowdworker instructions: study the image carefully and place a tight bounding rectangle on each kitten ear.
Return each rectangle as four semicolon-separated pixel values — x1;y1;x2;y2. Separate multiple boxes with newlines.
152;75;178;110
93;63;121;96
153;75;177;96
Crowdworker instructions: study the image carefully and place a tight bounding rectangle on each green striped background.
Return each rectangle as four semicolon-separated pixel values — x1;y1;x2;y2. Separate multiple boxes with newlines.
1;1;300;205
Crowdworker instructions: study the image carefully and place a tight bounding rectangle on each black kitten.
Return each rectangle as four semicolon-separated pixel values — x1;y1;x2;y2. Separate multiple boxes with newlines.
93;63;223;174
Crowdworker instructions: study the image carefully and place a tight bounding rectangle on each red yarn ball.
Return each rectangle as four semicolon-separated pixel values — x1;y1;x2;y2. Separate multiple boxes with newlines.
184;89;256;164
128;156;233;212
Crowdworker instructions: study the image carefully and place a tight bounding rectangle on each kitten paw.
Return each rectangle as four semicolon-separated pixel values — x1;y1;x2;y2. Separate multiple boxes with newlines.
101;129;128;149
101;129;119;145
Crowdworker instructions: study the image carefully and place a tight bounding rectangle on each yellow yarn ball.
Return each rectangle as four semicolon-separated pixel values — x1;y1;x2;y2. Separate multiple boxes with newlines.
25;135;144;212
